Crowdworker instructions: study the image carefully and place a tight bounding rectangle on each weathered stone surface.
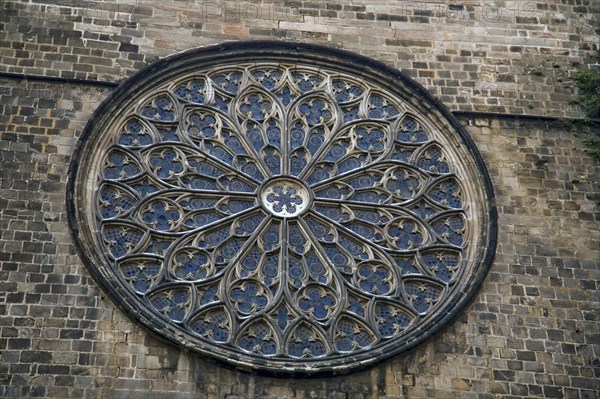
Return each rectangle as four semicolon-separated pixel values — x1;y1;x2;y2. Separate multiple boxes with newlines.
1;1;599;398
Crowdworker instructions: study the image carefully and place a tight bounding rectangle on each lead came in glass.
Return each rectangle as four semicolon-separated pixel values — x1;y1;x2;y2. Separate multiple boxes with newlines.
69;44;496;375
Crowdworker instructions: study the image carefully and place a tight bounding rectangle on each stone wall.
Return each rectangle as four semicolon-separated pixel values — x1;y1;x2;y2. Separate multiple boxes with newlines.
1;1;599;398
1;0;599;117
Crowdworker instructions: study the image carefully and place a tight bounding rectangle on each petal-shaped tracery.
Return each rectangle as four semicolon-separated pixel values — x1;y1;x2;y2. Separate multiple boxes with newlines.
73;45;495;375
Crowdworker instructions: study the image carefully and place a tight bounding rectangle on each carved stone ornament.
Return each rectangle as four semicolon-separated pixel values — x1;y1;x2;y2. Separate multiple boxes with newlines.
67;41;497;375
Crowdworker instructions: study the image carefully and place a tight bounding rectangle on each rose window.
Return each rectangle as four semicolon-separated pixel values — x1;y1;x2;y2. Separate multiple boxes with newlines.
68;41;496;375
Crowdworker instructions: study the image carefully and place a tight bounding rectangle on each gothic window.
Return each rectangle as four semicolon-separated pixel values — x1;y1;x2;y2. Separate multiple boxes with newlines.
68;41;497;375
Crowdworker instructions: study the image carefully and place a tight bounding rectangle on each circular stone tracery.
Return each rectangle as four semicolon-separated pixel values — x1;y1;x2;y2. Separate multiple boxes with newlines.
68;41;497;375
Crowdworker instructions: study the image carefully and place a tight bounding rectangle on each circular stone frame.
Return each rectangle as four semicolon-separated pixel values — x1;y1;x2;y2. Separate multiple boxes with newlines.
67;41;497;376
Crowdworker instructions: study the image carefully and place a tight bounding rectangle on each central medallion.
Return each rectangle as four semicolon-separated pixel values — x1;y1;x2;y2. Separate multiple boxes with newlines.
260;177;312;218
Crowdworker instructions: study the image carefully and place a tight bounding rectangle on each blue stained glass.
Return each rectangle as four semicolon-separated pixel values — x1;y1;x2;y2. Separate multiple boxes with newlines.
174;79;207;104
404;280;443;314
387;220;424;250
234;157;265;181
199;226;230;249
118;119;153;147
353;209;388;224
262;147;281;175
332;81;364;103
338;155;366;174
392;256;420;275
298;286;335;320
288;324;327;358
240;94;272;121
305;216;334;243
188;161;223;177
305;250;327;283
259;222;280;251
158;128;180;142
149;289;190;322
417;145;450;174
261;254;279;285
272;306;293;331
342;105;359;123
245;123;264;150
357;264;392;295
216;237;246;264
351;190;389;204
324;245;351;274
355;127;385;152
141;201;181;231
214;95;230;112
149;149;184;179
432;215;465;246
289;255;305;288
339;235;369;261
276;85;295;106
230;281;269;313
314;205;348;223
292;73;323;92
367;94;399;119
188;113;217;138
374;302;413;337
204;142;234;165
299;99;332;126
289;150;308;177
103;224;143;258
307;128;326;154
390;144;414;162
348;174;377;189
119;260;160;293
266;120;281;147
324;143;348;162
173;249;210;280
104;150;141;180
144;237;173;256
397;117;429;144
178;197;218;211
217;177;256;193
238;322;277;355
348;296;365;317
288;223;307;254
198;284;219;306
184;211;221;229
408;201;436;219
190;307;230;342
428;179;462;208
306;165;335;185
385;169;421;200
422;251;460;282
240;247;261;276
346;221;382;242
130;177;160;197
289;121;305;149
252;69;283;90
335;318;374;352
99;186;136;219
212;71;243;94
141;95;176;121
181;175;218;191
314;184;352;200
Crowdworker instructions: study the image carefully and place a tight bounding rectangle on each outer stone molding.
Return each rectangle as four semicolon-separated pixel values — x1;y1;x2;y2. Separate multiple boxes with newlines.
67;41;497;375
